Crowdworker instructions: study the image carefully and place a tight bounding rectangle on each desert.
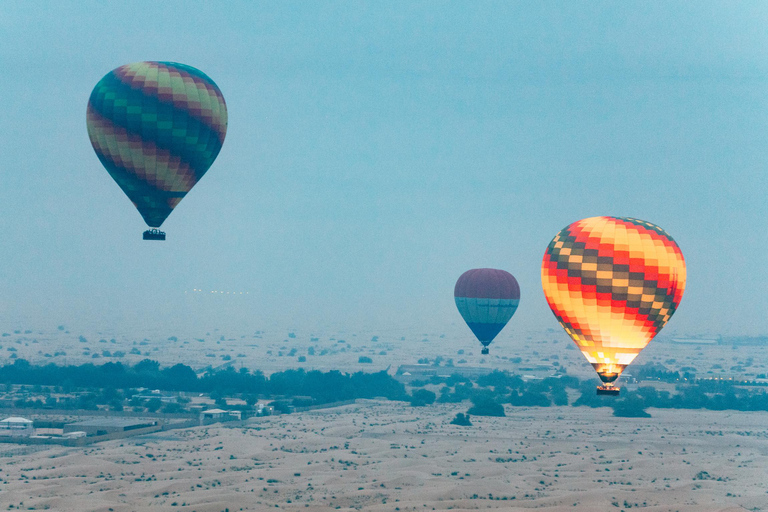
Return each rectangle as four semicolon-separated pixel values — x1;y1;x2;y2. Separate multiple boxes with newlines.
4;3;768;512
4;325;767;385
2;401;766;511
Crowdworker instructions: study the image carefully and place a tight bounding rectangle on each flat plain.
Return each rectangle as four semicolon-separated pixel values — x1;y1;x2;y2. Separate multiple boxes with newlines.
2;402;766;511
3;325;766;383
2;324;767;511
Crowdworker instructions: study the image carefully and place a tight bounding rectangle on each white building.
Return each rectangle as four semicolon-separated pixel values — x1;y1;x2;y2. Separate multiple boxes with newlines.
672;338;718;345
199;408;241;425
257;403;274;416
0;417;34;437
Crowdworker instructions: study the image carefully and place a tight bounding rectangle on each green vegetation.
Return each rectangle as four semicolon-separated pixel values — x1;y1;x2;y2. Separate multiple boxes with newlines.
611;395;652;418
0;359;407;411
467;396;505;417
450;413;472;426
574;375;768;412
409;389;436;407
3;359;768;417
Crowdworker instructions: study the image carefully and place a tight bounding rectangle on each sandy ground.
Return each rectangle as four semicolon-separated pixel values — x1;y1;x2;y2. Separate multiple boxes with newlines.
1;401;766;511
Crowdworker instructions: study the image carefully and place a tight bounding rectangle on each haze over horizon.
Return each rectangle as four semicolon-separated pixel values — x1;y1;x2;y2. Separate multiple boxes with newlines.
1;1;767;337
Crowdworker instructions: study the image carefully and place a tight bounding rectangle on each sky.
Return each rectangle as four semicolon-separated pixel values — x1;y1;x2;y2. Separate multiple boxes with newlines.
1;1;767;337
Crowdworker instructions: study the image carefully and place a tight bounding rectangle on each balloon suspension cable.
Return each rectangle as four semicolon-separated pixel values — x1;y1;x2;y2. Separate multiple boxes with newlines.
143;228;166;241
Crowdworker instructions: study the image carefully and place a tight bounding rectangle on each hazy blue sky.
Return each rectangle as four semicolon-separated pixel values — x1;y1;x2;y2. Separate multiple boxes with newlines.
1;1;766;336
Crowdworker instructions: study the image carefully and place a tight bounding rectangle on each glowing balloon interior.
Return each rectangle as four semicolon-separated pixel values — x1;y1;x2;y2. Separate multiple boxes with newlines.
541;217;686;393
87;61;228;237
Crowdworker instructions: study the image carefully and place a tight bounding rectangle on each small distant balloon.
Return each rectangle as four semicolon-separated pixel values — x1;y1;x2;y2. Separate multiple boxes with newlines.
86;61;228;239
541;216;686;395
454;268;520;355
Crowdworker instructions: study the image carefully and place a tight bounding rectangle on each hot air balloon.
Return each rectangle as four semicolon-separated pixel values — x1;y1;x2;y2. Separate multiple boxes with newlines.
541;216;686;395
454;269;520;355
86;61;228;240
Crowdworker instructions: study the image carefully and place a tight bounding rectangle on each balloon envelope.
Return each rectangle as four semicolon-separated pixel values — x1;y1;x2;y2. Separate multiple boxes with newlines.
454;268;520;347
541;216;686;384
86;61;228;228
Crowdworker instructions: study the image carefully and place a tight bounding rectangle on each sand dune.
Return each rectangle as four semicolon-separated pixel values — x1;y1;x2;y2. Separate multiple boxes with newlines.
2;402;766;511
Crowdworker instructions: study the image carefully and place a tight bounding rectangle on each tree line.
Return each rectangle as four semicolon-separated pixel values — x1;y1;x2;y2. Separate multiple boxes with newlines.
3;359;768;418
410;368;768;418
0;359;407;407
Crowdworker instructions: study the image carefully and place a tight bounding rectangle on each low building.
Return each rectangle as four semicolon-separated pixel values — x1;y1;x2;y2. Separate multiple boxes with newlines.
63;418;157;436
132;394;178;403
672;338;718;345
394;364;495;382
256;403;274;416
199;408;242;425
0;417;34;437
31;431;87;441
34;428;64;436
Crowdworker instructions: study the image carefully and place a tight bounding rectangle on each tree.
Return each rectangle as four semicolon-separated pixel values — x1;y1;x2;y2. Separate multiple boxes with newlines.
551;387;568;406
477;370;523;391
450;413;472;426
146;398;162;412
410;389;436;407
134;359;160;374
269;400;292;414
612;395;651;418
162;363;198;389
467;397;505;417
162;402;184;414
508;391;551;407
292;397;314;407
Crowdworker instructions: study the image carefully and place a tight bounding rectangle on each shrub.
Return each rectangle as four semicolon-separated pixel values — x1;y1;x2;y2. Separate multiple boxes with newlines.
162;402;184;414
409;389;436;407
146;398;162;412
467;397;505;417
292;397;314;407
612;396;651;418
270;400;292;414
450;413;472;426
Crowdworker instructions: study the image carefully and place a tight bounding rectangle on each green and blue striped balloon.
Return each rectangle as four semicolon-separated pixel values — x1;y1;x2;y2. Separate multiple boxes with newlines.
87;61;228;228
